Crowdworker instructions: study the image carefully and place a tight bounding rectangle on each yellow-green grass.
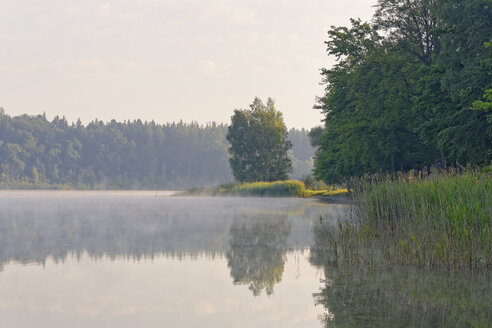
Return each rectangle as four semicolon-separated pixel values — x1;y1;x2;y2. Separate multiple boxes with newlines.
186;180;348;198
217;180;305;196
303;188;348;197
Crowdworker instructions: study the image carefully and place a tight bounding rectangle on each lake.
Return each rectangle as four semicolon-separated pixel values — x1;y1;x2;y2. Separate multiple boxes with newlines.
0;192;490;327
0;192;341;327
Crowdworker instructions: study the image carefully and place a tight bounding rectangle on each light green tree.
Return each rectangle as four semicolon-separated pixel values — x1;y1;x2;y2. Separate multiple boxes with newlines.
226;97;292;182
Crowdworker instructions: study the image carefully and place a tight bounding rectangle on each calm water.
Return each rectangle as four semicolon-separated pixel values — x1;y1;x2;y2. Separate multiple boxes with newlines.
0;191;342;327
0;192;490;328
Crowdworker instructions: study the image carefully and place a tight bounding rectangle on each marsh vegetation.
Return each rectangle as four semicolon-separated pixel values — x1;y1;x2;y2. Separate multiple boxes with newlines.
313;170;492;269
310;170;492;326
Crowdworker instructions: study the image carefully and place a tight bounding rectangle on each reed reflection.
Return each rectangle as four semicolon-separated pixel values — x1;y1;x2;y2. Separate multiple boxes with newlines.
310;221;492;327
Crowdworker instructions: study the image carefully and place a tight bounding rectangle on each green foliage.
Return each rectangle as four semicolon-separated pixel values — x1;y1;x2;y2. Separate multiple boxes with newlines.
288;128;315;179
473;89;492;123
0;110;313;190
314;0;492;183
226;97;293;182
320;170;492;269
217;180;305;197
287;127;314;161
302;188;348;197
289;155;314;180
308;126;324;149
0;112;233;189
301;174;327;190
187;179;348;198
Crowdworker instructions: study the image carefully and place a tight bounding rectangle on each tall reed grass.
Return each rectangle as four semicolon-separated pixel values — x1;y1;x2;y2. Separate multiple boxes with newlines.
322;170;492;269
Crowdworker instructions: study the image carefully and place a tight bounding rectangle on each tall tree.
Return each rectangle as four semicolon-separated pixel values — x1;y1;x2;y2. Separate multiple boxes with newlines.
314;20;434;183
226;97;292;182
314;0;492;183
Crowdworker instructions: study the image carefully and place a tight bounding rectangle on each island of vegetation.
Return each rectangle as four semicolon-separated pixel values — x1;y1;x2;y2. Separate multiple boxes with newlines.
183;97;346;198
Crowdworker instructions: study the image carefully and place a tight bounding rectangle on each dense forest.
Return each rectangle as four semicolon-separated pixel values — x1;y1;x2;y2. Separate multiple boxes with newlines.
0;109;314;189
314;0;492;183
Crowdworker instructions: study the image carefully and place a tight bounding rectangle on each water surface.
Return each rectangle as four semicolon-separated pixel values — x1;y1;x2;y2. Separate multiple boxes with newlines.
1;191;490;327
0;191;341;327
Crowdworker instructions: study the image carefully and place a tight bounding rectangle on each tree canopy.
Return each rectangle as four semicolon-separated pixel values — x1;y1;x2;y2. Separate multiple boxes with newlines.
0;110;313;189
0;111;233;189
226;98;293;182
314;0;492;183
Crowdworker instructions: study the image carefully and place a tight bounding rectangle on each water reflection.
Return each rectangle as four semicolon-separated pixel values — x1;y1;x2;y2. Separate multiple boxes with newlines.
0;193;336;274
310;221;492;327
227;213;291;296
0;193;341;327
0;197;231;265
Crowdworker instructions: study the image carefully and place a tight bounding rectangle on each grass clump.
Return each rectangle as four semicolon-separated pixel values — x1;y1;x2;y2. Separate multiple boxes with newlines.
217;180;305;197
186;180;348;198
319;170;492;269
303;188;348;197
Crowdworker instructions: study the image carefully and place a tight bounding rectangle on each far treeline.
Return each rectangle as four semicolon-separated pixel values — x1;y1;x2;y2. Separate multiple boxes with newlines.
313;0;492;183
0;109;313;189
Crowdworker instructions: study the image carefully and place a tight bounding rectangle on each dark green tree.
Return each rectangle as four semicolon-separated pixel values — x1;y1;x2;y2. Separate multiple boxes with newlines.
314;19;434;183
226;97;292;182
314;0;492;183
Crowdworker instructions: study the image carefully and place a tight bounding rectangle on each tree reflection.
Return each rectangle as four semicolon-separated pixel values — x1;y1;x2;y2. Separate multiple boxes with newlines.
310;221;492;327
0;197;233;268
0;197;322;274
226;214;291;296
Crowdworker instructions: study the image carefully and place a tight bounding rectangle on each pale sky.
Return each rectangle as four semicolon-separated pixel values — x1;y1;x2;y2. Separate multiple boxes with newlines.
0;0;376;129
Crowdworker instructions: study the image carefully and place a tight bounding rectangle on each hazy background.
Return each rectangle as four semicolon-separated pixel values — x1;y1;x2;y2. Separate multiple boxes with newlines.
0;0;375;129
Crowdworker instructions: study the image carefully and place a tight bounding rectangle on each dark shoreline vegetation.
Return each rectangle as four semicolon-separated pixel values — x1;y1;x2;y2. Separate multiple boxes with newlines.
314;169;492;269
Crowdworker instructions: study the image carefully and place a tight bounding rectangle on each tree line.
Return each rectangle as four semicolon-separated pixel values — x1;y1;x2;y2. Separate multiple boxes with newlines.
0;109;313;189
313;0;492;183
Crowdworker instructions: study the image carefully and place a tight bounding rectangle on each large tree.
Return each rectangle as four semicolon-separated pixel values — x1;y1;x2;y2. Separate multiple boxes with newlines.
314;19;435;183
314;0;492;183
226;97;292;182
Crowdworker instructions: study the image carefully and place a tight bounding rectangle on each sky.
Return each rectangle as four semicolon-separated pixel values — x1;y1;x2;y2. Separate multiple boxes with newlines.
0;0;376;129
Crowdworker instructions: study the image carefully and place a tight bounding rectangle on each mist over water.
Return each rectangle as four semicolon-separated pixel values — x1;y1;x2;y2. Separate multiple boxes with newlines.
0;191;343;327
0;192;343;265
3;192;487;327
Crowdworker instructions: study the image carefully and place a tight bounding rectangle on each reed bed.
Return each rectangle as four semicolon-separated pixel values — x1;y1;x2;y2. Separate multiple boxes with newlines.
320;170;492;269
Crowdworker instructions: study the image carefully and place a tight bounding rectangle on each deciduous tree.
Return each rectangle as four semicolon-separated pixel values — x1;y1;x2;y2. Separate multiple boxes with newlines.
227;97;292;182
